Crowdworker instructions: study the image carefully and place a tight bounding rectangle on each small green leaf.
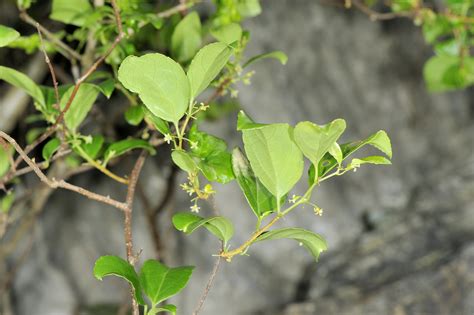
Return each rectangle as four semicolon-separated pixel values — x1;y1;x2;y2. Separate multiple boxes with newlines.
93;255;145;305
241;113;303;200
0;66;45;109
154;304;177;314
294;119;346;170
81;135;104;159
0;25;20;47
96;78;115;99
118;54;190;123
1;191;15;213
171;150;198;173
423;56;474;92
0;144;12;178
232;147;278;218
188;125;234;184
315;130;392;180
143;108;170;135
236;110;266;130
171;12;202;63
237;0;262;17
124;105;145;126
60;83;100;132
210;23;242;44
139;260;194;305
187;42;233;98
256;228;327;261
50;0;92;26
347;156;391;169
103;139;155;164
172;212;234;245
42;138;61;161
328;142;342;165
243;51;288;68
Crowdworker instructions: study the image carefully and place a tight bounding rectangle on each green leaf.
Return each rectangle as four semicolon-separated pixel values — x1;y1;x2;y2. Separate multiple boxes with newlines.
314;130;392;180
171;12;202;63
347;156;392;169
93;255;145;305
188;125;234;184
423;56;474;92
50;0;93;26
42;138;61;161
60;83;100;132
210;23;242;44
237;0;262;17
243;51;288;68
96;78;115;99
81;135;104;159
153;304;177;315
125;105;145;126
0;25;20;47
172;212;234;245
0;145;12;178
187;42;233;98
232;147;278;218
294;119;346;171
17;0;33;9
256;228;327;261
143;109;170;135
1;191;15;213
171;150;198;173
139;260;194;305
0;66;45;108
118;54;190;123
328;142;342;165
103;139;155;164
236;110;266;130
242;116;303;201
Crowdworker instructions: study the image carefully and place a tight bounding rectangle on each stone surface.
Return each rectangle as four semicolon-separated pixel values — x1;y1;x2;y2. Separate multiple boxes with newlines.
5;0;474;314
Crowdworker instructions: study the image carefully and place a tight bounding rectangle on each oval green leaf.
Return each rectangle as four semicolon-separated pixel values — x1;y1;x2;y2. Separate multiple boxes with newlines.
171;11;202;63
60;83;100;132
0;25;20;47
172;212;234;245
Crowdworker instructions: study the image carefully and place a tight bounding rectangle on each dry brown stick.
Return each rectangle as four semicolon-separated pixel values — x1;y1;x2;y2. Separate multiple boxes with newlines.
0;131;128;211
19;11;82;61
124;151;147;315
192;253;223;315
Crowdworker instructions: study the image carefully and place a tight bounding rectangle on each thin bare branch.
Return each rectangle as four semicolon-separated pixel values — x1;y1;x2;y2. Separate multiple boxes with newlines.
192;253;223;315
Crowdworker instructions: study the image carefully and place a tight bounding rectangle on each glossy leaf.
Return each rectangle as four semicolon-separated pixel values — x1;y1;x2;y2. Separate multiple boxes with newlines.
211;23;242;44
60;83;100;132
0;25;20;47
81;135;104;159
172;212;234;245
171;12;201;63
93;255;145;305
347;156;392;169
50;0;92;26
294;119;346;169
103;139;155;164
188;125;234;183
171;150;198;173
232;147;277;218
153;304;177;315
256;228;327;261
143;108;170;135
243;51;288;68
328;142;342;165
118;54;190;123
236;110;266;130
0;66;45;108
125;105;144;126
42;138;61;161
187;42;233;98
96;78;115;99
139;260;194;305
241;113;304;200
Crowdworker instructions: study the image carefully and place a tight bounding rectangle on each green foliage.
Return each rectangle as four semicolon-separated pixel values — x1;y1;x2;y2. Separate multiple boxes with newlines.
211;23;243;44
60;83;100;132
42;138;61;162
0;66;45;109
243;51;288;68
171;150;198;173
256;228;327;261
50;0;93;26
81;135;105;159
0;25;20;47
171;12;202;63
118;54;190;124
103;139;155;164
172;212;234;245
124;105;145;126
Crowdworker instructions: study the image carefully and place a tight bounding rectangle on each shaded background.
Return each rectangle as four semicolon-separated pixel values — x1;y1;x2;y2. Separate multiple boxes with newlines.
1;0;474;314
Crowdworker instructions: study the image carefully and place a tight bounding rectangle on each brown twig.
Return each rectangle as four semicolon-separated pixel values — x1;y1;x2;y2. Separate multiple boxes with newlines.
19;10;82;61
192;252;223;315
124;151;147;315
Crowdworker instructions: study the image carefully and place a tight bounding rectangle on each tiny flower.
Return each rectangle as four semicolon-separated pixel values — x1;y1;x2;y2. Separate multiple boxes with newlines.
190;141;198;150
313;206;323;216
289;194;299;204
190;204;200;213
164;133;173;144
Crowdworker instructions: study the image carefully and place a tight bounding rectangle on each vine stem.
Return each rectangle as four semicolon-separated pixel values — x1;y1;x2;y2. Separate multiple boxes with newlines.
192;253;222;315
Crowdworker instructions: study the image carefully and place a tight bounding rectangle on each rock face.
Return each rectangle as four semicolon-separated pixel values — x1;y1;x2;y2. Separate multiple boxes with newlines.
7;0;474;314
